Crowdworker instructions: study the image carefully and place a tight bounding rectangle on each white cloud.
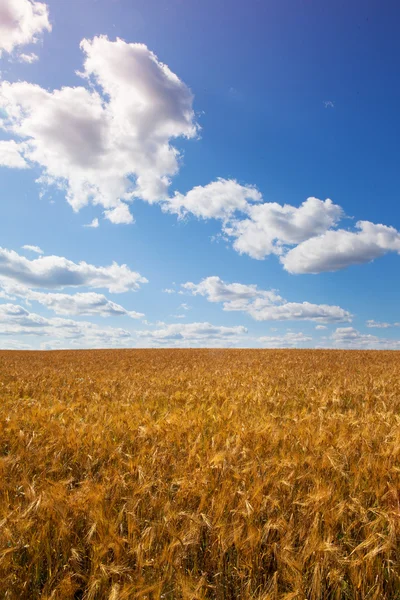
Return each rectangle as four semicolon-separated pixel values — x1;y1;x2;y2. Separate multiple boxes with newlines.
282;221;400;274
0;302;136;348
0;289;13;299
168;183;400;275
324;100;335;109
163;288;175;294
0;302;47;331
1;23;397;282
84;218;99;228
0;140;28;168
258;332;312;347
366;320;400;329
165;180;348;266
0;35;198;222
224;197;343;260
331;327;400;349
165;178;262;220
0;340;32;350
315;325;327;330
138;321;247;345
22;244;43;254
104;203;134;225
26;290;144;319
179;303;190;311
183;276;352;323
0;0;51;56
0;246;147;293
0;305;248;349
18;51;38;63
183;276;279;308
167;179;400;275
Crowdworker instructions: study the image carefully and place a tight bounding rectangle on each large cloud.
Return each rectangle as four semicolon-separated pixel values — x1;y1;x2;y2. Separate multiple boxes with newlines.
224;197;343;259
0;0;51;56
183;276;352;323
0;35;198;222
165;181;345;261
169;179;400;274
282;221;400;274
0;246;147;293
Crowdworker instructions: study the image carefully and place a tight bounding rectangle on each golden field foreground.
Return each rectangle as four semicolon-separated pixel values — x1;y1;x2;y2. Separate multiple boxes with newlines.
2;350;400;600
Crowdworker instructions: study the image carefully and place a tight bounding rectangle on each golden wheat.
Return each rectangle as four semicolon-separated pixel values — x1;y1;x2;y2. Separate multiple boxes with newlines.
1;349;400;599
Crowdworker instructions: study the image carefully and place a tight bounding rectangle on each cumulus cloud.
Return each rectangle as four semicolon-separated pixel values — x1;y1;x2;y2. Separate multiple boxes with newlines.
0;140;28;168
0;246;147;293
0;0;51;56
282;221;400;274
331;327;400;349
183;276;279;308
165;180;348;266
138;321;247;344
0;35;198;222
258;332;312;347
27;291;144;319
224;197;343;260
22;244;43;254
168;179;400;275
0;302;48;330
315;325;327;330
251;302;351;322
183;276;352;323
165;178;262;220
0;302;135;348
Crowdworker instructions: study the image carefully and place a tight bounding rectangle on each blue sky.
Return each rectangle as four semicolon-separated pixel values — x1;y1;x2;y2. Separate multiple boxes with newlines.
0;0;399;349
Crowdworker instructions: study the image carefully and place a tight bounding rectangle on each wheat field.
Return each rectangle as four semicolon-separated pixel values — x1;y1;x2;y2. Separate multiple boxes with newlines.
1;349;400;599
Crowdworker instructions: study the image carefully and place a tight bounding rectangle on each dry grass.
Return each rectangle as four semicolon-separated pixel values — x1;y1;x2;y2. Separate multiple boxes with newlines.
1;349;400;599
